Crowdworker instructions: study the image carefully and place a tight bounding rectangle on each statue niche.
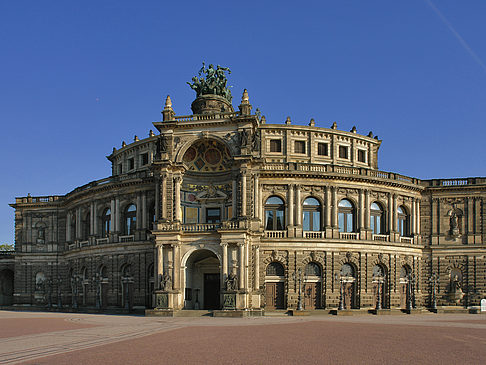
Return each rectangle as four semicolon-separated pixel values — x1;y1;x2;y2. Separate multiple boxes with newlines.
447;205;463;238
447;268;464;304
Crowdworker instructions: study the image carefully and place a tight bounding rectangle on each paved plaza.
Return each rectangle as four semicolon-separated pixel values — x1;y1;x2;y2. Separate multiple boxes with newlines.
0;310;485;364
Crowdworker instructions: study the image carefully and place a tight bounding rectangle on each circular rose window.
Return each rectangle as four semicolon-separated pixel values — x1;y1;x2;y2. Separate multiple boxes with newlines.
204;148;222;165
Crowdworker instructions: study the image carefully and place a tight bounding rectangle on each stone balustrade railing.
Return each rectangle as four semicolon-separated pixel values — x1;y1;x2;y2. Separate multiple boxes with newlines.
372;234;389;242
172;111;240;122
261;163;421;185
265;230;287;238
119;235;135;242
339;232;359;240
304;231;325;239
421;177;486;187
182;223;221;232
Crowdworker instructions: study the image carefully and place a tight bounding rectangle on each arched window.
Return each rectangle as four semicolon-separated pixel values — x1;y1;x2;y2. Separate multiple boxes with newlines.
338;199;355;233
340;263;355;278
397;206;409;237
82;212;90;239
303;197;321;231
265;196;285;231
101;208;111;237
70;213;77;241
305;262;321;277
370;202;384;234
372;265;385;278
124;204;136;235
266;262;285;276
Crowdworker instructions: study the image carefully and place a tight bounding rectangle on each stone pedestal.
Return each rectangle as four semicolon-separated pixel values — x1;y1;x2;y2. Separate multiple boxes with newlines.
222;292;236;310
288;309;310;316
154;291;174;309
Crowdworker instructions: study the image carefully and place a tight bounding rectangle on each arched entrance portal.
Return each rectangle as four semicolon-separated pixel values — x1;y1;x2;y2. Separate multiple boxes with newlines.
0;269;14;306
184;249;220;310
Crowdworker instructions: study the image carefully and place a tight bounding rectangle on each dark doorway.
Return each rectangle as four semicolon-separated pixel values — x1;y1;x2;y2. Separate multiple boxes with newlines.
265;282;285;309
204;273;220;309
0;269;14;306
304;282;321;309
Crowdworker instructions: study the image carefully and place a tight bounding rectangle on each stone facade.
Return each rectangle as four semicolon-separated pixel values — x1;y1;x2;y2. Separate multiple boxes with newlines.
3;81;486;313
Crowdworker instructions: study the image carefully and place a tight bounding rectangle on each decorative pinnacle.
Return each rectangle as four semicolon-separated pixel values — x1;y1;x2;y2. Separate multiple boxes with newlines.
331;122;337;129
149;130;155;137
309;118;315;127
122;141;127;147
134;135;139;141
241;89;249;104
285;116;291;125
368;131;373;138
261;115;266;124
164;95;172;109
351;126;357;133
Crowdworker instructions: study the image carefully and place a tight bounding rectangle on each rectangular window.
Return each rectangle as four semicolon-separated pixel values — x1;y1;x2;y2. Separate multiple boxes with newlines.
317;142;328;156
357;149;366;163
206;208;221;223
141;153;149;165
128;158;135;170
118;163;123;174
294;141;306;154
269;139;282;153
339;146;349;159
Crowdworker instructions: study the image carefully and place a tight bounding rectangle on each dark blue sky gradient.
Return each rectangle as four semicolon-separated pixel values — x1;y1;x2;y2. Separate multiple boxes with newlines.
1;0;485;243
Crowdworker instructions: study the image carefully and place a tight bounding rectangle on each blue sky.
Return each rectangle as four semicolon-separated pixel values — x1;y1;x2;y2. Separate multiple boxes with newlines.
1;0;485;244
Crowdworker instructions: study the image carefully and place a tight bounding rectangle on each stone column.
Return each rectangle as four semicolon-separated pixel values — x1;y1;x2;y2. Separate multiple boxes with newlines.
364;190;370;229
232;180;237;219
66;212;72;242
467;197;474;236
141;193;147;229
115;198;120;233
241;171;247;216
174;176;181;222
157;245;163;289
221;243;228;281
173;244;180;290
393;195;398;232
155;177;160;221
254;174;259;219
416;199;421;235
359;189;364;230
332;187;338;228
388;194;393;233
136;195;141;230
110;199;115;233
411;198;416;235
254;245;260;290
431;198;438;244
90;202;95;235
296;185;302;226
238;243;245;290
474;198;481;236
93;201;98;235
288;184;294;226
325;186;331;228
76;208;82;239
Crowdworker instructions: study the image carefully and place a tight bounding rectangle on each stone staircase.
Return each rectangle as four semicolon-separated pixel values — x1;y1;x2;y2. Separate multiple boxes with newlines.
175;310;213;317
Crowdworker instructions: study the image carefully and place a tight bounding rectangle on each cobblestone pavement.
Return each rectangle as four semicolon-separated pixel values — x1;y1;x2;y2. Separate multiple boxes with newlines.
1;310;485;364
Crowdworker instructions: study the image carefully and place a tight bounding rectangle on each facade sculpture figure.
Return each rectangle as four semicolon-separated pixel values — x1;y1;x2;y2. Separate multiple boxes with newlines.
187;62;232;102
160;272;172;291
450;274;462;293
225;272;238;292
